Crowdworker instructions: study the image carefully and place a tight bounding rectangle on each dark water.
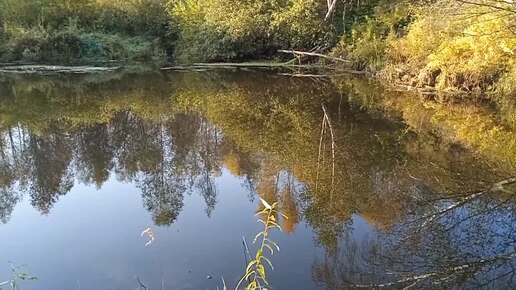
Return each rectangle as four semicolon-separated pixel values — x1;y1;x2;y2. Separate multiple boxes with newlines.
0;69;514;290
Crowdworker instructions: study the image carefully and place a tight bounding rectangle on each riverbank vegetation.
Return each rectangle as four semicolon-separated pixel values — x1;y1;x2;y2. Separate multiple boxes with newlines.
0;0;171;63
0;1;514;105
333;0;515;104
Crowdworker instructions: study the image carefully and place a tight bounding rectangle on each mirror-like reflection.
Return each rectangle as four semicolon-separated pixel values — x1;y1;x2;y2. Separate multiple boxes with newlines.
0;70;514;289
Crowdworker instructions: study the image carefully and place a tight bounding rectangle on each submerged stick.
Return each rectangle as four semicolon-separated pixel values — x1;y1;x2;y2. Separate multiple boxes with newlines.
135;276;149;290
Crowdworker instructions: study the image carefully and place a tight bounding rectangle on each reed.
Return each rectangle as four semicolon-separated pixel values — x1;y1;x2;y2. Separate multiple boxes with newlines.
231;198;285;290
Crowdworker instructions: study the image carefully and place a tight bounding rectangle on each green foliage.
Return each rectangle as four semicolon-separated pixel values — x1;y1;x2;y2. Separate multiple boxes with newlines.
235;198;283;290
0;0;168;35
0;0;170;63
332;0;413;69
169;0;333;62
1;30;161;63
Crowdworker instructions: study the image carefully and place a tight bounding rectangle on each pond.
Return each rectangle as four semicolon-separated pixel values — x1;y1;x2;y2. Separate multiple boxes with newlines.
0;68;515;289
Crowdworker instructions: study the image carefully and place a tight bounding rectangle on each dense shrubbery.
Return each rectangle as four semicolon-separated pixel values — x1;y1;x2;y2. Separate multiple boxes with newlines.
170;0;334;62
333;0;516;103
0;0;337;63
1;28;161;63
0;0;170;63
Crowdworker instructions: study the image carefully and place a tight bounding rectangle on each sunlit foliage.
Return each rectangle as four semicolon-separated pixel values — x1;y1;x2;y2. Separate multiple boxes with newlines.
169;0;333;62
334;0;516;102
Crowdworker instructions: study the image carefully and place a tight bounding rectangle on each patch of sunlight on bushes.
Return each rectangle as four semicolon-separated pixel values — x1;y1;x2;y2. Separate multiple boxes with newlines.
337;0;516;101
170;0;332;62
172;0;273;62
332;1;412;70
426;11;516;93
386;5;450;68
271;0;333;49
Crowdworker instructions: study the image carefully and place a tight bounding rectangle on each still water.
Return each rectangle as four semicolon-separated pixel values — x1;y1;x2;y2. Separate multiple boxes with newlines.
0;68;514;289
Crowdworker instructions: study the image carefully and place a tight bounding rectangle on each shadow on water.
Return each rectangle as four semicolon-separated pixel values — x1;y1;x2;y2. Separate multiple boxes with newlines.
0;69;514;289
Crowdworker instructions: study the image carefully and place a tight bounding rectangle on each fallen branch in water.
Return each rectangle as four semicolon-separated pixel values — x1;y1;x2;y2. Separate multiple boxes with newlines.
279;73;334;78
278;50;353;64
354;251;516;289
161;62;326;70
279;71;365;78
0;65;119;74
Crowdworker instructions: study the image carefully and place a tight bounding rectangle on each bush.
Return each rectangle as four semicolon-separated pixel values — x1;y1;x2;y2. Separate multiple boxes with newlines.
427;12;516;93
335;0;516;104
1;29;161;63
332;1;412;70
271;0;334;49
0;0;171;63
170;0;334;62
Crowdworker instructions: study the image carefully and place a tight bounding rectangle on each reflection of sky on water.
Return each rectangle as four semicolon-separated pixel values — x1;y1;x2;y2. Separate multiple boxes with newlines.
2;170;353;289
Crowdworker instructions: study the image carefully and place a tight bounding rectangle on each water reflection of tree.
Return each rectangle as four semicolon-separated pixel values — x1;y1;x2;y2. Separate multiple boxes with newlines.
0;68;514;252
74;124;113;188
0;110;228;225
312;179;516;289
27;129;74;214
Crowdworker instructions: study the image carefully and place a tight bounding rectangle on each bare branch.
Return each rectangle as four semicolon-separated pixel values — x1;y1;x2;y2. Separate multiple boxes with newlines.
278;50;352;63
456;0;516;14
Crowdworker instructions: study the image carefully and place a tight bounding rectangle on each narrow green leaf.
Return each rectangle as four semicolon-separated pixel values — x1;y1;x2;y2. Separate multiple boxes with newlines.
253;232;264;243
257;264;266;279
268;221;282;231
245;270;255;280
246;260;257;273
265;238;280;251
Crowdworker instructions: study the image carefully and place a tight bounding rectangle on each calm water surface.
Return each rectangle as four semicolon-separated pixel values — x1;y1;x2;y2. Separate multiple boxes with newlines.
0;69;514;289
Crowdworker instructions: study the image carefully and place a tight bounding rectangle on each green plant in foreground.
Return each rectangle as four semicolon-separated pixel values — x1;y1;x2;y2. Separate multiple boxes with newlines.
232;198;285;290
0;263;37;290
